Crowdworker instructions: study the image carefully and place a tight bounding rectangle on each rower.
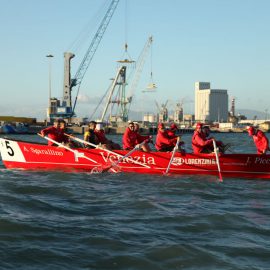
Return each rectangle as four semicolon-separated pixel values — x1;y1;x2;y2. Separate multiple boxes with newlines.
40;119;68;146
123;121;152;152
192;123;214;154
84;121;98;148
167;123;178;138
155;122;184;152
246;125;269;155
202;125;227;153
134;122;153;149
94;123;121;150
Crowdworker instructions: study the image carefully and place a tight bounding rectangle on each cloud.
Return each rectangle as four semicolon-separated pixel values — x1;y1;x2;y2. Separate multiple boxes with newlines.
77;94;103;105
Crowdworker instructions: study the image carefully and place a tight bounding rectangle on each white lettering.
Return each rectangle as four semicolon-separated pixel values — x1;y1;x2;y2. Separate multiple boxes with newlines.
172;157;216;166
100;152;109;162
254;157;270;165
99;152;156;165
29;147;63;156
147;156;156;165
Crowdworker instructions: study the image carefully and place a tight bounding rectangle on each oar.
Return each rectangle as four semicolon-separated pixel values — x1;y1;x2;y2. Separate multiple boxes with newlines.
164;137;181;175
102;140;148;173
213;139;223;182
65;133;150;169
38;134;98;164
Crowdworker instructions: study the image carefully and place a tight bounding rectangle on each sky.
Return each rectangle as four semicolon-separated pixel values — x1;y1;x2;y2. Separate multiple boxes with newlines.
1;0;270;121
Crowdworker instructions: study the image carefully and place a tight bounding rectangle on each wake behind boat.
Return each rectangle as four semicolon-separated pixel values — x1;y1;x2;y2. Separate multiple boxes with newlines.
1;137;270;179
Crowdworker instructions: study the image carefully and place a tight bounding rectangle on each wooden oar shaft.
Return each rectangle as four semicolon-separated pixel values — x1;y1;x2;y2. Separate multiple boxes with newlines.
38;134;97;164
103;140;147;172
165;137;180;175
213;140;223;182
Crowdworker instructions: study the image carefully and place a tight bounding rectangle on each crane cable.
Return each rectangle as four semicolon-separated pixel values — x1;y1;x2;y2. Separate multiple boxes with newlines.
71;0;120;116
89;84;111;120
66;0;108;54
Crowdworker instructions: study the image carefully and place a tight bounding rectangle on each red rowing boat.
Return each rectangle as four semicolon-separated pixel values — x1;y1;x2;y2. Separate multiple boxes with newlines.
1;137;270;179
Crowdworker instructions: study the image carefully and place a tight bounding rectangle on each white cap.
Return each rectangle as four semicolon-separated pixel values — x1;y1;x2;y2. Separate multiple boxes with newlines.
96;123;103;130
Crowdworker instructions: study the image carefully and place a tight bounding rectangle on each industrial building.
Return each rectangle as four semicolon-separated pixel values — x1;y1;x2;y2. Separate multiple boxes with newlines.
195;82;228;123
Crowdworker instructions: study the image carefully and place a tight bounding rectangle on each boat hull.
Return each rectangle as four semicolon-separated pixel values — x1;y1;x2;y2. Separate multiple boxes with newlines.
1;138;270;179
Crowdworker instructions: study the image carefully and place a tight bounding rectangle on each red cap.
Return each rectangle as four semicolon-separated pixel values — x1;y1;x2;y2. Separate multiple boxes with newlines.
170;123;178;130
246;126;255;136
158;123;164;129
196;122;203;129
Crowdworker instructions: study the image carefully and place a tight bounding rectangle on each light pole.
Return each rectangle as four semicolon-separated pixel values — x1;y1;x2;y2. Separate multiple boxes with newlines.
46;54;54;101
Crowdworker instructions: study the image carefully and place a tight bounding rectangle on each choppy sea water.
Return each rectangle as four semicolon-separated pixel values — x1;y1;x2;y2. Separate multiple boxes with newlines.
0;133;270;270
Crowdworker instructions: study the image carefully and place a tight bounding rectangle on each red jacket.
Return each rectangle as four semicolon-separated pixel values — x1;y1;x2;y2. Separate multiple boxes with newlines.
252;130;269;154
94;129;108;144
192;130;213;154
122;128;149;150
155;130;177;151
135;132;150;144
167;129;177;139
123;127;138;150
41;126;67;146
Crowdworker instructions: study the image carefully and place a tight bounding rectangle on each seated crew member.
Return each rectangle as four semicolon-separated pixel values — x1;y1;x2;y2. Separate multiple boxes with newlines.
84;121;98;148
247;126;269;155
58;119;80;148
134;122;153;150
94;123;121;150
201;125;227;153
155;122;184;152
122;121;151;152
134;122;140;133
167;123;178;138
41;119;68;146
192;123;215;154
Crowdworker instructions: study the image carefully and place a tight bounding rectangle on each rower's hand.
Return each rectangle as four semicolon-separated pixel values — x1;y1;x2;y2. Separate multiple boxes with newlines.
147;136;154;144
58;143;65;148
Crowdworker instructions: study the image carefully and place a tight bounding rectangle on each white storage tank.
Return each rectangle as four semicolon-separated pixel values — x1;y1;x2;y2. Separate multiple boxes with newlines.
143;113;156;123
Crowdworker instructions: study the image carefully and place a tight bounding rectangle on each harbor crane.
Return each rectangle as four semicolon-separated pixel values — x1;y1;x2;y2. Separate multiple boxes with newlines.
48;0;119;122
126;36;153;109
155;100;169;122
97;36;154;123
100;65;128;123
70;0;119;116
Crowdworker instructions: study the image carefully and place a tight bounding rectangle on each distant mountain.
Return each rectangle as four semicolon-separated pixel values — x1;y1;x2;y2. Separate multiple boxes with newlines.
236;109;268;120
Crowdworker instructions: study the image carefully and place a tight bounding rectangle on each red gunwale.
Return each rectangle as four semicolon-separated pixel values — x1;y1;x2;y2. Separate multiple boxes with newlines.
1;138;270;179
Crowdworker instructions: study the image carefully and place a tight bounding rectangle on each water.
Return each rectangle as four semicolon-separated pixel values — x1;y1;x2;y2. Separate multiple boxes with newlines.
0;133;270;269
